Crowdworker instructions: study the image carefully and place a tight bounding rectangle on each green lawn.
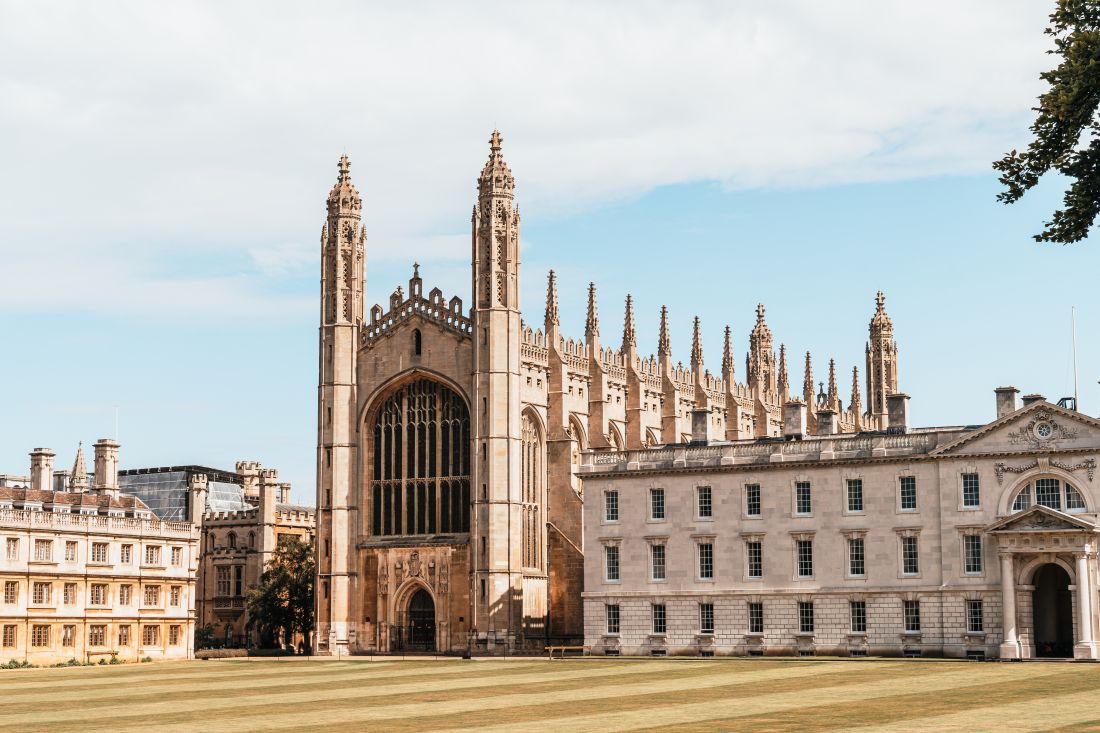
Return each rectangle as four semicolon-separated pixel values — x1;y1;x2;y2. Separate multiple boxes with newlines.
3;657;1100;732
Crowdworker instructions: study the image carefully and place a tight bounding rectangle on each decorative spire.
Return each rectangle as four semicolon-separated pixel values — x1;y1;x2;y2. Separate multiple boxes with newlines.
69;442;87;492
477;129;515;198
851;366;863;413
827;358;839;406
623;294;636;348
803;351;814;402
658;306;671;357
778;344;789;399
748;303;774;392
585;282;599;339
722;325;733;378
870;290;892;330
691;317;703;367
545;270;559;327
326;153;362;218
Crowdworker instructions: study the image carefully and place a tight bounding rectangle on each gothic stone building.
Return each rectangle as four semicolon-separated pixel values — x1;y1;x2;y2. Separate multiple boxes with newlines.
314;131;910;654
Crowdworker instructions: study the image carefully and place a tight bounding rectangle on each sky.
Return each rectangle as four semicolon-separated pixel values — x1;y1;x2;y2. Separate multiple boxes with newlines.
1;1;1096;505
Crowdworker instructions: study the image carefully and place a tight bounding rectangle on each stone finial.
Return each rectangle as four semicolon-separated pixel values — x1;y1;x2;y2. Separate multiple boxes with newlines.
827;358;838;406
623;294;636;348
478;128;515;198
803;351;814;402
545;270;559;327
69;442;88;492
585;282;599;339
722;325;733;378
870;290;892;331
851;366;863;414
658;305;671;357
691;316;703;367
778;344;789;399
327;153;363;218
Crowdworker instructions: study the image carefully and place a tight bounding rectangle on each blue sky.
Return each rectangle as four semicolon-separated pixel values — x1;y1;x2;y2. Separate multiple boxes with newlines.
2;2;1095;504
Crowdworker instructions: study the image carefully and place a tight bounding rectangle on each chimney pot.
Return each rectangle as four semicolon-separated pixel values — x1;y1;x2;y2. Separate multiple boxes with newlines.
995;386;1020;419
1022;393;1046;407
783;400;807;440
816;409;838;436
92;439;120;497
29;448;55;492
887;393;910;433
690;408;709;445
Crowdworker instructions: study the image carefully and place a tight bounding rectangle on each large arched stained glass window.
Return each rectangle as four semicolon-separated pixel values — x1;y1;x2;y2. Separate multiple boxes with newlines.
521;412;544;571
370;379;470;536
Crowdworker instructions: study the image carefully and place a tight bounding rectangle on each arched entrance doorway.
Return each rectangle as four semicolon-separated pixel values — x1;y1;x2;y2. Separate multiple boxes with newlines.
1033;564;1073;658
395;588;436;652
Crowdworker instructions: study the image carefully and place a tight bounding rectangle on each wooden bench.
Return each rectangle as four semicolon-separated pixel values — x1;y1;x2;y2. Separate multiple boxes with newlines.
545;645;590;660
86;650;119;662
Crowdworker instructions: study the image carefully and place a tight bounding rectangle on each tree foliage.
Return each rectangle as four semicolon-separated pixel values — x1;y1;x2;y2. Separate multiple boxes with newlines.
995;0;1100;243
245;539;315;652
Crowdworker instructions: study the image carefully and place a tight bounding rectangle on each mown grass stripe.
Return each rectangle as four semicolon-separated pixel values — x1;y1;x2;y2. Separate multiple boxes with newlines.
0;658;740;729
50;661;888;733
428;663;1068;733
629;668;1100;733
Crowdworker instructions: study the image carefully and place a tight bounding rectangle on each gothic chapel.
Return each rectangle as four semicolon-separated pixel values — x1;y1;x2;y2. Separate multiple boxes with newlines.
314;132;900;653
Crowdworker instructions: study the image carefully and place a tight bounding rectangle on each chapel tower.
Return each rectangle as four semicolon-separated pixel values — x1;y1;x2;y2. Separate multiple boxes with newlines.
865;291;899;426
315;154;366;654
470;130;531;640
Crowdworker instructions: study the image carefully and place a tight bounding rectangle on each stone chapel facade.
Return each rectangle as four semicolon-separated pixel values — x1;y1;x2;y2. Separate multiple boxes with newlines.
314;131;905;655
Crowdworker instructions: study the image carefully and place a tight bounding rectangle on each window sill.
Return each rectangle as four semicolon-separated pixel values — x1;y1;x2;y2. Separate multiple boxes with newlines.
648;579;668;584
87;562;113;568
28;560;57;566
845;575;867;581
744;632;764;640
964;631;987;638
141;564;167;570
846;632;867;638
648;633;667;639
794;632;815;639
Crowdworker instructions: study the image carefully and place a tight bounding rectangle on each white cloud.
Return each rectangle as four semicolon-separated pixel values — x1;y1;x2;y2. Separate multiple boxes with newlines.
0;0;1052;318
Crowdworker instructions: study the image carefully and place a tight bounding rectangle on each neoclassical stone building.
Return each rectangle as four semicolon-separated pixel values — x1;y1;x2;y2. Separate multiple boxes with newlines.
581;391;1100;659
314;131;910;654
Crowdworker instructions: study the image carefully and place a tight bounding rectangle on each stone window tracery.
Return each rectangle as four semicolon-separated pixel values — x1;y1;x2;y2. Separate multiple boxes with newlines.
521;412;544;571
370;379;470;536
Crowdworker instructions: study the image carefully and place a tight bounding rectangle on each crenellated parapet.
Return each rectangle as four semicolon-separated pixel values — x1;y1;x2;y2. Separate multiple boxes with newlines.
362;266;472;348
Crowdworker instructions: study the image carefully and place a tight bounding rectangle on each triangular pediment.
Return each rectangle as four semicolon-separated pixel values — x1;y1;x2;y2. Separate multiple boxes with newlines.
932;401;1100;456
987;504;1096;533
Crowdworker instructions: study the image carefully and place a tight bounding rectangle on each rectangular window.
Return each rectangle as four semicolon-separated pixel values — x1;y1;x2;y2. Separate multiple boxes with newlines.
65;541;78;561
144;545;161;565
748;602;764;634
90;584;108;606
846;479;863;512
604;545;620;582
1035;477;1060;510
119;625;131;646
216;566;231;596
899;476;917;510
62;624;74;647
5;537;17;560
143;585;160;607
799;601;814;633
233;565;244;596
170;586;181;607
1;625;15;648
119;584;132;606
34;539;52;562
121;544;133;564
797;539;814;578
904;599;921;632
88;625;106;647
850;600;867;633
902;536;920;575
699;602;715;634
31;624;50;647
169;625;181;645
606;604;620;634
848;537;865;576
171;547;183;567
962;473;980;508
649;489;665;520
3;580;18;604
651;544;666;581
964;535;983;574
91;542;108;563
651;603;667;634
746;541;763;579
63;582;77;605
32;581;51;605
697;486;713;518
142;625;159;646
698;542;714;580
967;599;984;633
604;490;619;522
745;484;761;517
795;481;811;515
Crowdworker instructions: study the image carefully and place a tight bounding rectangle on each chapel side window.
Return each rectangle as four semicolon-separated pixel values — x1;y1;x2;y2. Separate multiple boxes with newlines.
370;379;471;537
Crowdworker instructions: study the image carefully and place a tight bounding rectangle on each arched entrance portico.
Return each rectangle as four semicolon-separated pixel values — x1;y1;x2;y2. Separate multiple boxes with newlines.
1033;564;1073;658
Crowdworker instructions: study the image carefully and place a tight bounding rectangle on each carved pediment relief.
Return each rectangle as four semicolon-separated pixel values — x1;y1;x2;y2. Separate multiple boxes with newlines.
934;402;1100;456
987;504;1096;533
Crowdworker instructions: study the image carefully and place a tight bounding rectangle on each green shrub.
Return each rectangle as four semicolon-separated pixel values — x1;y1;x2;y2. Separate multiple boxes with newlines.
109;656;122;664
195;648;249;660
1;659;34;669
140;656;153;663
